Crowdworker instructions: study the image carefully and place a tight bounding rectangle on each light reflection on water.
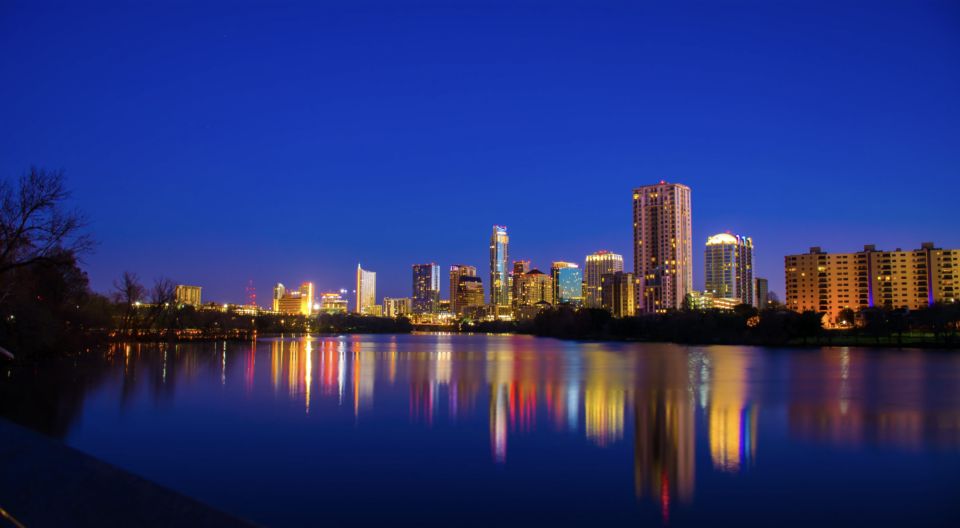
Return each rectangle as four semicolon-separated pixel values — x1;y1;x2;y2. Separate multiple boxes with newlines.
2;334;959;526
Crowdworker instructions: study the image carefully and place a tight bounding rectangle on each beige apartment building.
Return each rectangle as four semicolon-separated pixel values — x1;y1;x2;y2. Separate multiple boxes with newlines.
785;243;958;325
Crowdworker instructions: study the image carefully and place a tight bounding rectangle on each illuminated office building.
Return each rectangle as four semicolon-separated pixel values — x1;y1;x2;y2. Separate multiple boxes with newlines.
585;251;623;308
785;242;959;325
704;233;754;306
412;263;441;314
489;226;510;307
272;283;285;311
383;297;412;318
551;262;583;307
455;276;485;317
319;292;348;314
275;282;315;315
355;264;377;315
175;284;202;307
449;264;477;315
600;271;636;317
633;181;693;313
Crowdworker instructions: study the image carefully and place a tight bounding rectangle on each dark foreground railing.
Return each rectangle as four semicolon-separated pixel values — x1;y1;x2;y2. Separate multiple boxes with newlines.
0;419;254;527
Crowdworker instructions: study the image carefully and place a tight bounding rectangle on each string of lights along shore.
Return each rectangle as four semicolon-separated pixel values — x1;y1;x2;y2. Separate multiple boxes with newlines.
173;181;959;328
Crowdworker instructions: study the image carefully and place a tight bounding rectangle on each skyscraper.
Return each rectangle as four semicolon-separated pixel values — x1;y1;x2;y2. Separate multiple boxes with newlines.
515;269;554;306
412;263;440;314
511;259;530;309
449;264;477;315
551;262;584;307
754;278;769;309
585;251;623;308
356;264;377;314
633;182;693;313
489;226;509;307
704;233;754;306
455;276;485;317
272;283;285;311
601;271;636;317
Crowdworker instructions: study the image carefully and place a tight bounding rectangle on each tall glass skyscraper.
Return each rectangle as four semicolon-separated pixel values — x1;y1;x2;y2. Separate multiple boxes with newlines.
633;181;693;313
704;233;754;306
489;226;509;307
412;263;440;314
355;263;377;314
585;251;623;308
551;261;584;306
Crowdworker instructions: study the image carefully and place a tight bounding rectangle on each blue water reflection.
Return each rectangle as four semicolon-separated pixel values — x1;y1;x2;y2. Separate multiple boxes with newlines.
3;334;959;526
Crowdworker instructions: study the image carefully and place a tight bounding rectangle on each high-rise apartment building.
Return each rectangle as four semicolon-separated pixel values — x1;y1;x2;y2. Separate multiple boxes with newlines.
490;226;510;307
784;243;959;325
412;263;440;314
601;271;636;318
511;260;531;309
175;285;202;307
514;269;554;307
274;282;314;315
449;264;477;315
633;181;693;313
704;233;754;306
356;264;377;315
551;262;584;307
585;251;623;308
754;278;769;309
455;276;485;317
383;297;412;318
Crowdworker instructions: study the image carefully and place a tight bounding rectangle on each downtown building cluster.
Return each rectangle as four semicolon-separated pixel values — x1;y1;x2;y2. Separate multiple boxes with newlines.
173;181;958;326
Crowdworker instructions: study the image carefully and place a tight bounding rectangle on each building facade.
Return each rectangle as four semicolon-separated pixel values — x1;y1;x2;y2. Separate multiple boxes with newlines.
175;284;202;307
585;251;623;308
383;297;412;318
633;182;693;313
489;226;510;307
704;233;754;306
449;264;477;315
356;264;377;315
600;271;636;318
511;260;531;309
319;292;348;314
412;263;441;314
551;262;584;307
784;243;959;325
514;269;554;307
754;278;769;309
455;276;485;317
275;282;314;315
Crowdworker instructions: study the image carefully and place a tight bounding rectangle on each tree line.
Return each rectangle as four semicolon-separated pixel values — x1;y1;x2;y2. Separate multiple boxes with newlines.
465;303;960;347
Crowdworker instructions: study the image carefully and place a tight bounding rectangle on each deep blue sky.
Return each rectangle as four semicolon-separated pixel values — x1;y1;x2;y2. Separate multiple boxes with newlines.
2;1;958;304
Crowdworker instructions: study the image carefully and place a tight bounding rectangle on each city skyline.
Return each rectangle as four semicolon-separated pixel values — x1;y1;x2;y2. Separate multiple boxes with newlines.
2;2;958;304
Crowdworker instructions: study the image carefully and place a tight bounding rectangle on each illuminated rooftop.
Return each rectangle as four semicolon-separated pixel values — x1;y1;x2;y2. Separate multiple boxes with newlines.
706;233;740;245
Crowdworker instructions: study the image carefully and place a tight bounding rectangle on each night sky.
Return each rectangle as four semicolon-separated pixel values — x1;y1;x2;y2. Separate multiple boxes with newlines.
2;1;958;304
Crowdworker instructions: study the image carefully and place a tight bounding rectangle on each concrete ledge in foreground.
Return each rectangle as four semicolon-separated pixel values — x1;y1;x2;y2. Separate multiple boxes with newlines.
0;419;255;527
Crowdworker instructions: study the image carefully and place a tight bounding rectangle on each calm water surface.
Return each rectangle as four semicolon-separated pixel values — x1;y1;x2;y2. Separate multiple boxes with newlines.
2;334;959;526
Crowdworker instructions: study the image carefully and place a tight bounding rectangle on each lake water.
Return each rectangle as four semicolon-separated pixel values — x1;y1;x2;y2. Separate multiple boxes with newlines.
2;334;959;526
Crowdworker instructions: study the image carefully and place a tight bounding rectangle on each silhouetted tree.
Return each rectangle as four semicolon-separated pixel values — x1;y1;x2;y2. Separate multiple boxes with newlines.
0;168;91;283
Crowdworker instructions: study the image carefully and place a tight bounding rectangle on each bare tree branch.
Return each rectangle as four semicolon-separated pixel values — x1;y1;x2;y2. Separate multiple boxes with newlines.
0;167;91;277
